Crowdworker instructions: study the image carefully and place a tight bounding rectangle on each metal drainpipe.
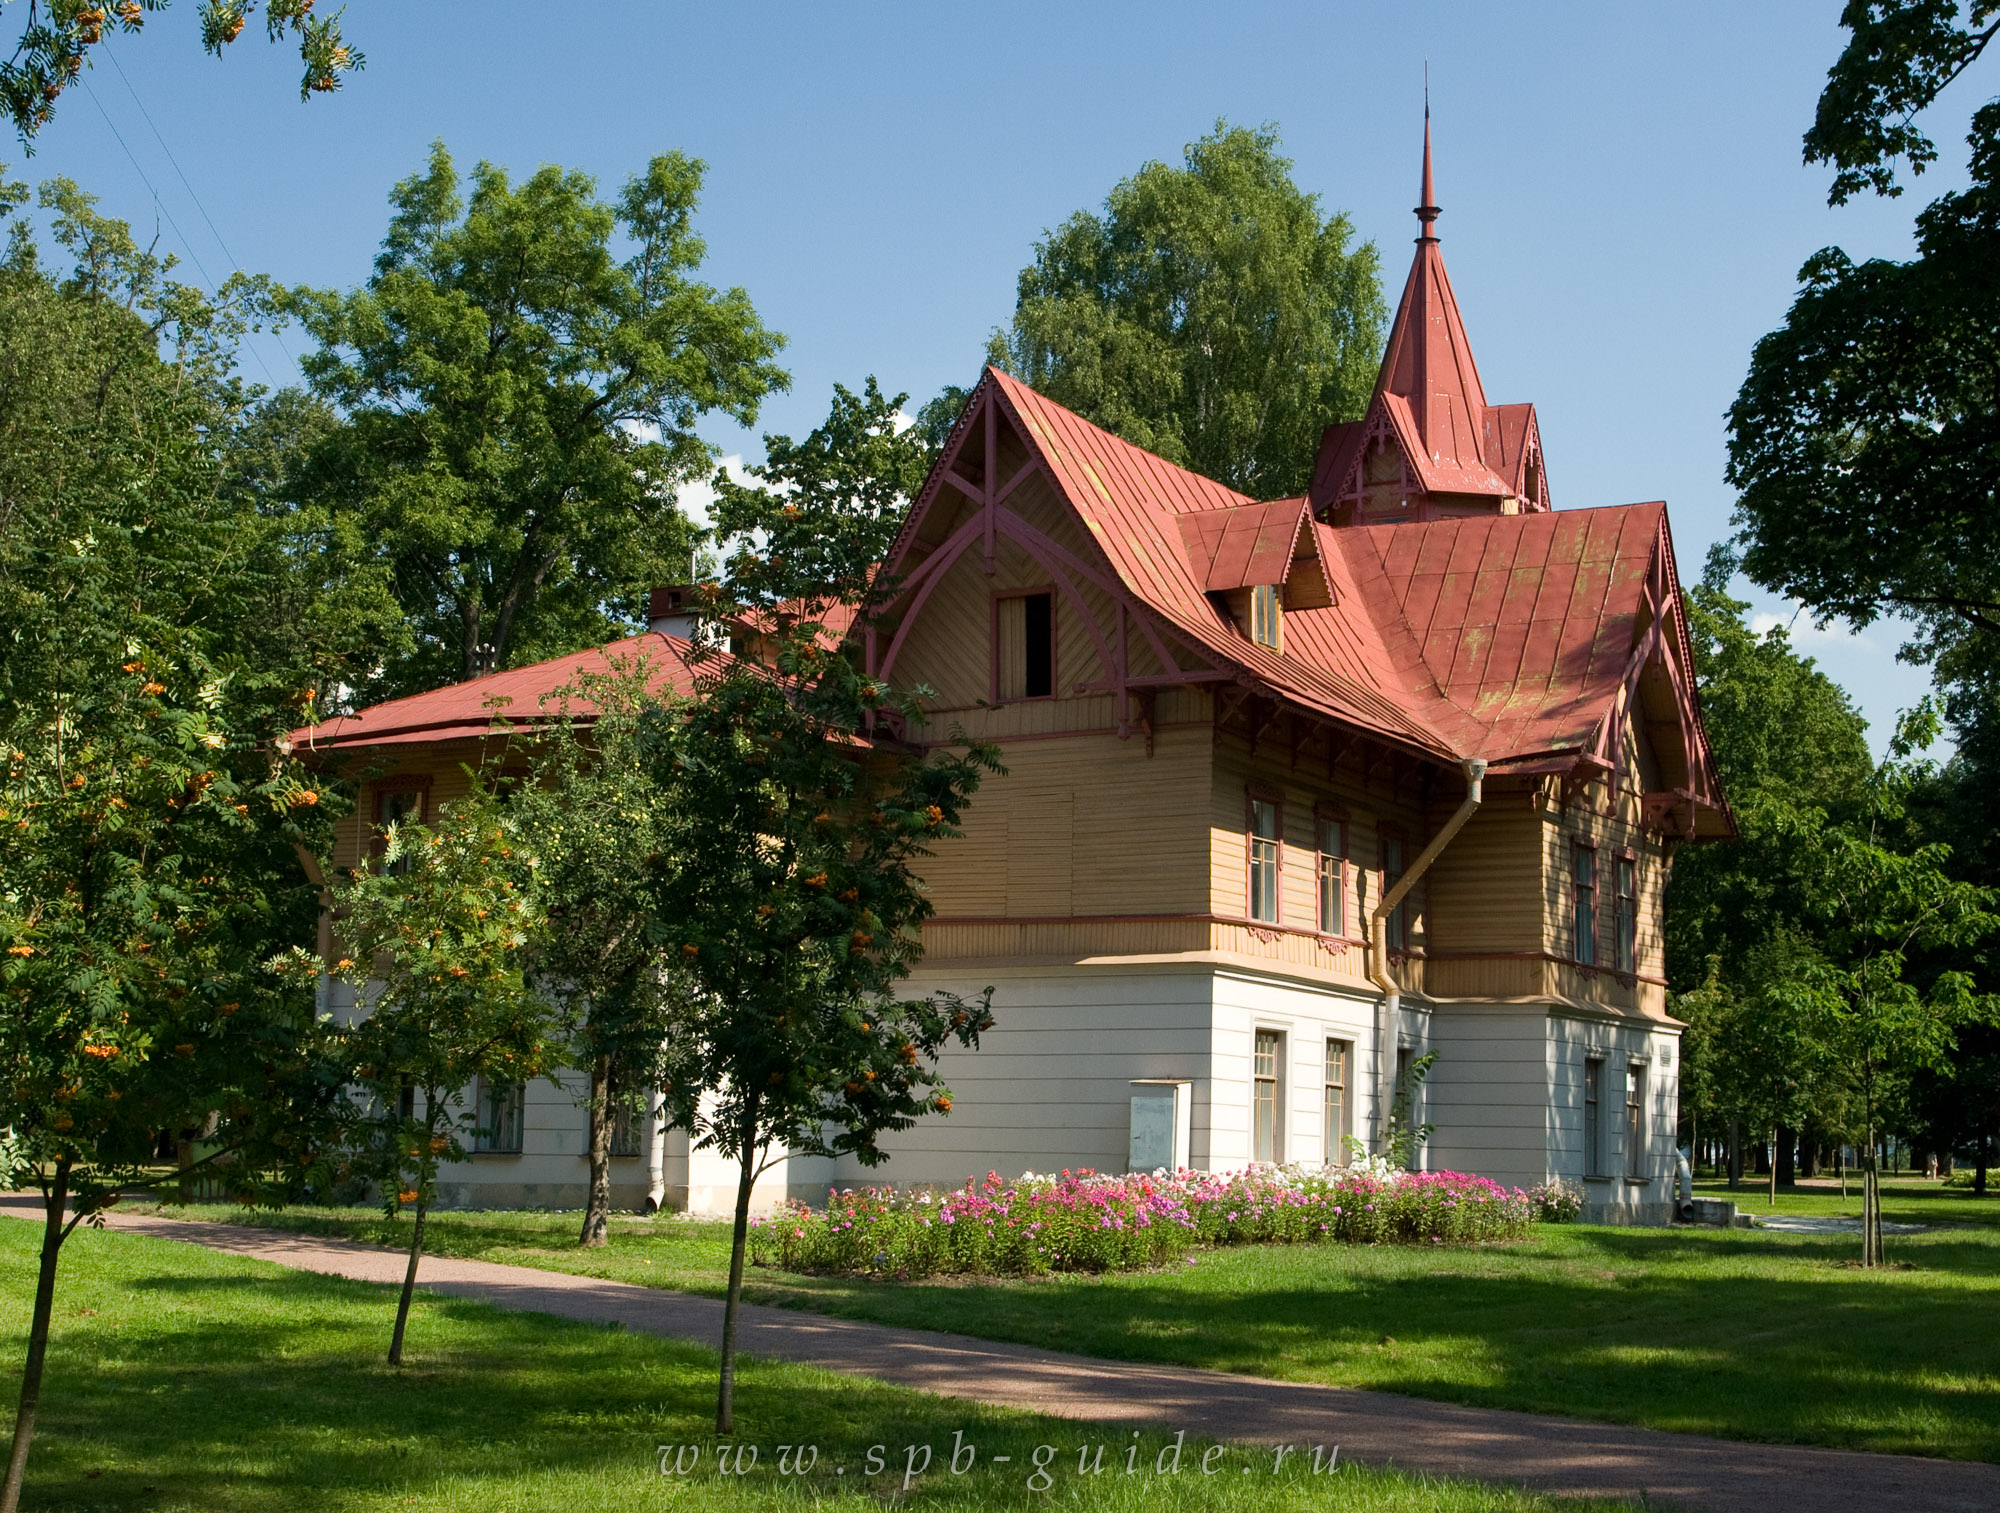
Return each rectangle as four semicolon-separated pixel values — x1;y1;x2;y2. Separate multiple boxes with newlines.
1368;758;1487;1157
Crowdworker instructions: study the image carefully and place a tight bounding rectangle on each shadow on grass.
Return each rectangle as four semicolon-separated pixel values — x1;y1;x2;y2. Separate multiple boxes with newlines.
728;1232;2000;1462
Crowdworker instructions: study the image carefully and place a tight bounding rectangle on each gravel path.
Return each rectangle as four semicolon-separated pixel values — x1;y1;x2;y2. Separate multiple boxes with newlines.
5;1200;1997;1513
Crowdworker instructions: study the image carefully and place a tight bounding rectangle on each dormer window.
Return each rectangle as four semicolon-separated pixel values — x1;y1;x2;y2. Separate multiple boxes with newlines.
1250;583;1283;651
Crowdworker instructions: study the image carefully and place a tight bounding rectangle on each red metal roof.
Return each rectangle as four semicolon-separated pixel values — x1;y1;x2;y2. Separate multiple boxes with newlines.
289;633;704;752
1175;498;1310;591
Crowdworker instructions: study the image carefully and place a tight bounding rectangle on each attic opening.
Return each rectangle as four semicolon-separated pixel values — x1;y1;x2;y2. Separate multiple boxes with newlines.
996;590;1054;701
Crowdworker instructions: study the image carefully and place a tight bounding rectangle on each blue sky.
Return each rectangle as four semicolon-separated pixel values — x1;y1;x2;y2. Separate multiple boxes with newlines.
12;0;1979;751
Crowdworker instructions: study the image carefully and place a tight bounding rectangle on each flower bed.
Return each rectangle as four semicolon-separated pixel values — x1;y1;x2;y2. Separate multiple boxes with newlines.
749;1165;1536;1278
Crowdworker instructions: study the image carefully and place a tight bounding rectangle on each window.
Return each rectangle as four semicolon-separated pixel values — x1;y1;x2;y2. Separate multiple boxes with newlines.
473;1077;524;1154
1247;797;1281;924
397;1084;416;1123
1316;815;1347;937
1324;1040;1350;1163
372;779;430;875
1250;583;1283;651
1583;1057;1603;1176
1253;1030;1283;1164
1626;1063;1647;1178
996;590;1054;700
1614;853;1638;974
1572;841;1597;966
608;1093;642;1159
1381;830;1407;951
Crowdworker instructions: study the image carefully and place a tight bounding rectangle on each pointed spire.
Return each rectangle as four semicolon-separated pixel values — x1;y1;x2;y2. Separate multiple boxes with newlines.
1416;86;1440;243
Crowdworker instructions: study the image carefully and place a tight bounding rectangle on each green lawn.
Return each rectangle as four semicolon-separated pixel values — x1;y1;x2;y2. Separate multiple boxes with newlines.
143;1177;2000;1464
0;1221;1624;1512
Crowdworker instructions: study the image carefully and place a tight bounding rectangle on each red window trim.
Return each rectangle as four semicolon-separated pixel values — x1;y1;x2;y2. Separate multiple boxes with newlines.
1244;785;1284;925
989;585;1058;705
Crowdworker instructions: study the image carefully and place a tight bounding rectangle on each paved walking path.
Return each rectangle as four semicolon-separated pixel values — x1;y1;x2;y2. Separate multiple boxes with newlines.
6;1201;1998;1513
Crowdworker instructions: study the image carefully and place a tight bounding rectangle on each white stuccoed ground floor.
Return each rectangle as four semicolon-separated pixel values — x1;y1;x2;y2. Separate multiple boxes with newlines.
374;961;1679;1225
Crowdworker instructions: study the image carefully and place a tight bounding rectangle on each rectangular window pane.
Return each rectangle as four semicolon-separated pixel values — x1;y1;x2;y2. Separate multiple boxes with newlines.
996;593;1054;701
1253;1030;1281;1164
1249;799;1279;923
1324;1039;1348;1163
1584;1057;1602;1176
1626;1063;1646;1178
1573;843;1596;966
1382;835;1406;951
1317;819;1345;936
1251;584;1283;650
474;1078;524;1154
1615;856;1637;973
608;1093;641;1158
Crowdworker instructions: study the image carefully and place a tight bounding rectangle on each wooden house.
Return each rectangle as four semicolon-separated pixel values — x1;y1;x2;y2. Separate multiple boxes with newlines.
296;126;1730;1222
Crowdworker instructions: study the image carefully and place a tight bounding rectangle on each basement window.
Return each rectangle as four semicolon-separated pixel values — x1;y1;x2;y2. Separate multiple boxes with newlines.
996;591;1055;701
1250;583;1283;651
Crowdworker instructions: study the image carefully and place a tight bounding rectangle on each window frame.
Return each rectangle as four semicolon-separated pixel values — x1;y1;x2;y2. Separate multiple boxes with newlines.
1379;825;1409;952
1571;837;1599;967
472;1075;525;1155
1613;848;1639;975
1625;1061;1648;1179
1314;803;1349;939
370;774;433;872
1245;787;1283;925
1250;582;1283;651
1583;1056;1604;1177
991;586;1058;704
1252;1028;1284;1165
1324;1038;1350;1165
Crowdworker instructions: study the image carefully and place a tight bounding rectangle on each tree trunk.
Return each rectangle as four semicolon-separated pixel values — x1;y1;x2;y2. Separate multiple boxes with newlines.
715;1103;760;1435
1776;1125;1796;1187
1;1158;71;1513
579;1052;613;1249
1861;1126;1881;1269
1976;1126;1990;1197
1727;1118;1741;1188
1768;1126;1778;1207
388;1121;436;1366
176;1130;195;1203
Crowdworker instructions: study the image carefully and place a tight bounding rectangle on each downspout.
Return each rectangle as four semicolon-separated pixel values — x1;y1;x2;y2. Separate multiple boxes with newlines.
1368;758;1486;1157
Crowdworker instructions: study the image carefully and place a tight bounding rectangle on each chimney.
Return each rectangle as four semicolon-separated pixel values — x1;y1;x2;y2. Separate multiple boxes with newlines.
648;585;700;641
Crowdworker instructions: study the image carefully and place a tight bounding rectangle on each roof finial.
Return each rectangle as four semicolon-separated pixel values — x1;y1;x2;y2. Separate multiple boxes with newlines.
1416;70;1440;243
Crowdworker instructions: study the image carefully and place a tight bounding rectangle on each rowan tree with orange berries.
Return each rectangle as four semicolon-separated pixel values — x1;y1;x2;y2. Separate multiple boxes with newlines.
2;1;363;149
317;783;564;1365
0;169;352;1513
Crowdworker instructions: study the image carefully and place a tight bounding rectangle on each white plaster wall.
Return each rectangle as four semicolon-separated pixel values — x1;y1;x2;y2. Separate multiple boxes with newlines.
1424;1005;1555;1189
1207;969;1382;1170
1547;1012;1682;1222
822;964;1220;1188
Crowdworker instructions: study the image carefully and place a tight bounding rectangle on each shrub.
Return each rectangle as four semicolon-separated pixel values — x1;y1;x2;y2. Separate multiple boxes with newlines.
750;1164;1537;1278
1527;1177;1586;1223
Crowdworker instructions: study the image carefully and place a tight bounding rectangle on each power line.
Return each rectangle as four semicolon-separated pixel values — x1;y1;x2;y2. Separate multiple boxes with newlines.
101;44;298;370
77;74;280;388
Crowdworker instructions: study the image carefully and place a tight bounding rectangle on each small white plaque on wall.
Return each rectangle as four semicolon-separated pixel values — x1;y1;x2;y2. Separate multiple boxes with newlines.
1128;1080;1192;1173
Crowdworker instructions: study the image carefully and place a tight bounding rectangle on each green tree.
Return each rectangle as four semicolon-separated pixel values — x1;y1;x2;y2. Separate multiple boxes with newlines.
284;142;789;700
3;0;363;148
988;120;1384;498
1667;568;1876;1182
0;169;351;1513
640;641;999;1433
316;785;563;1363
1729;2;2000;749
709;376;934;619
513;655;679;1249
